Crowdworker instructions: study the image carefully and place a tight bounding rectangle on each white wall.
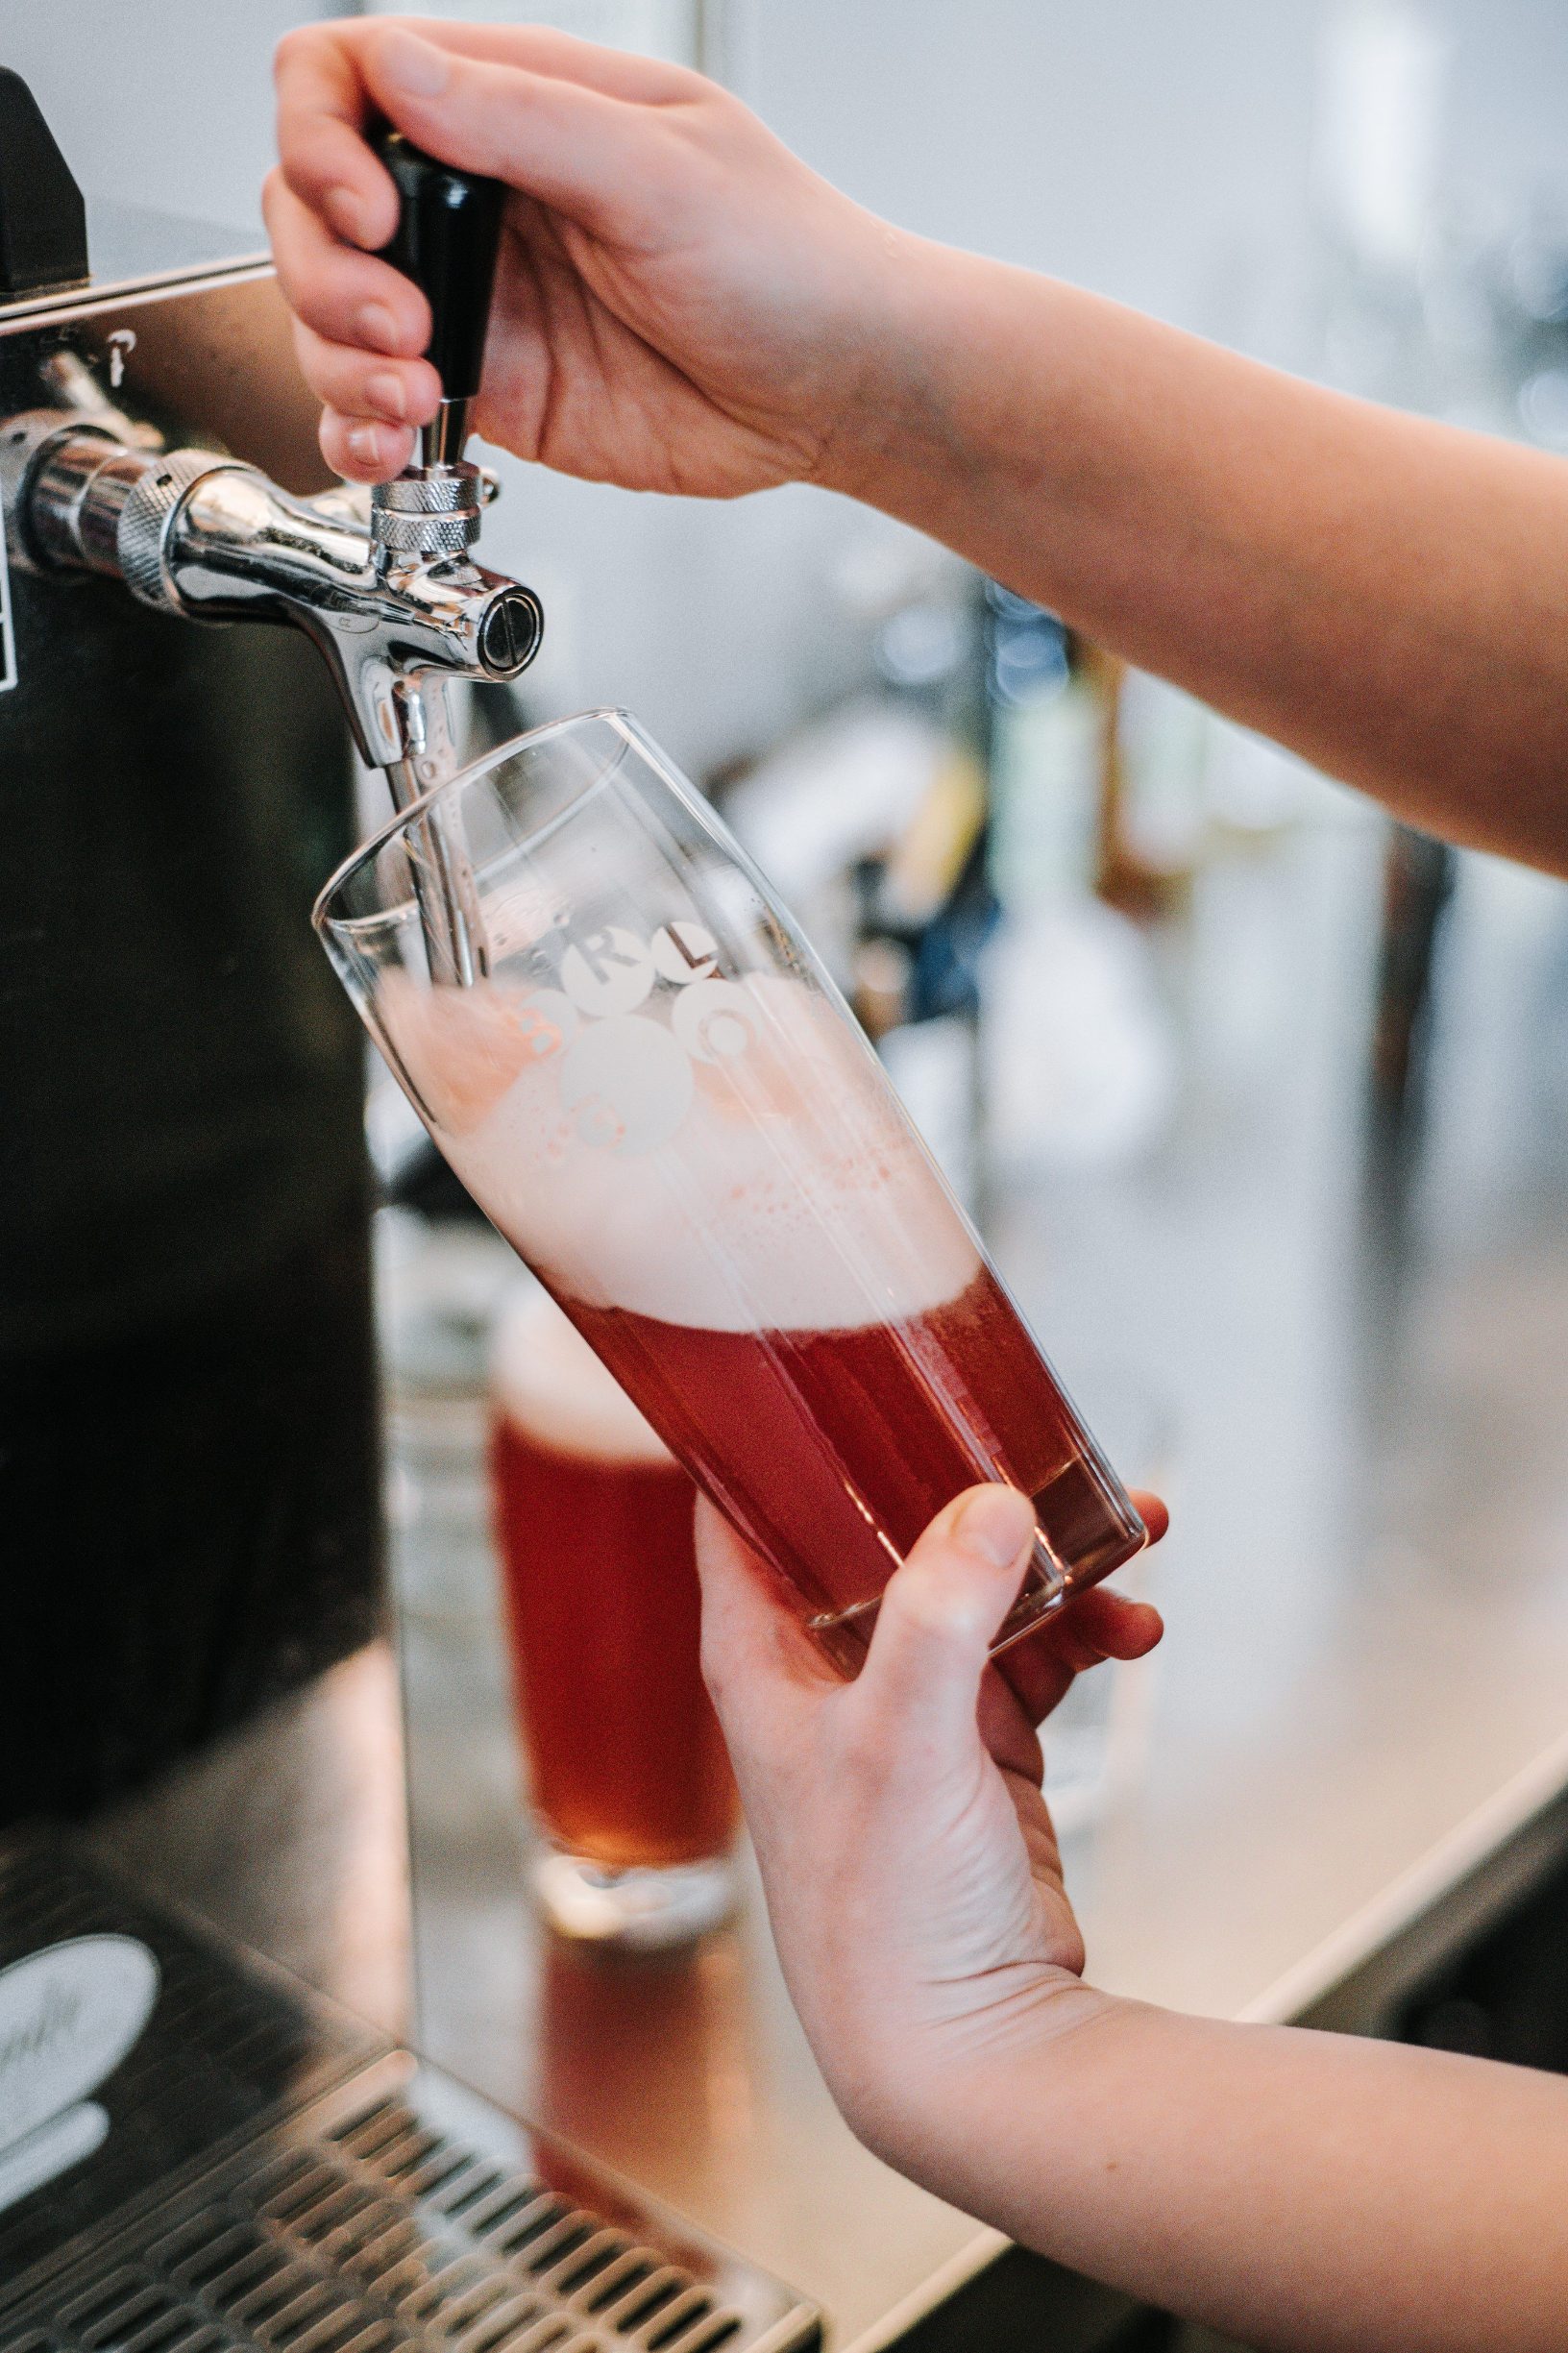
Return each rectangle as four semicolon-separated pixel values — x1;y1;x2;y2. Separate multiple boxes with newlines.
753;2;1324;362
0;0;335;236
3;1;1565;771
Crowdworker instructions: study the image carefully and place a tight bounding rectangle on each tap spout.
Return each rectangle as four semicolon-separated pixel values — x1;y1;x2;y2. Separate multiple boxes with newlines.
15;424;543;778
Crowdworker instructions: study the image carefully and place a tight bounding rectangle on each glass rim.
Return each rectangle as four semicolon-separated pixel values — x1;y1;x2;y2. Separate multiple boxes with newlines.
311;703;640;938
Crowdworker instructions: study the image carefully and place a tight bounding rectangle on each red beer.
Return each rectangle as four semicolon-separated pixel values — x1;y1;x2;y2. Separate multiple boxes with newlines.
421;965;1141;1675
570;1262;1129;1672
488;1288;738;1871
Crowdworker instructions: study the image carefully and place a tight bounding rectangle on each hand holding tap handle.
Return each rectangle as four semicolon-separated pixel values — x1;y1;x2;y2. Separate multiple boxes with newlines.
362;126;509;573
370;123;503;471
2;110;540;781
357;125;505;578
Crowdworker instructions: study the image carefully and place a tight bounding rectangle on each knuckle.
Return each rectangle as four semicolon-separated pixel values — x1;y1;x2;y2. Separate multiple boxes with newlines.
273;25;317;82
322;344;368;394
286;282;340;340
277;148;338;212
888;1561;951;1629
317;352;363;406
292;335;339;404
1060;1632;1106;1678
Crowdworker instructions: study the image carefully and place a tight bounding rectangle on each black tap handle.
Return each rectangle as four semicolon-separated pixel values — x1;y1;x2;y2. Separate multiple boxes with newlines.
371;124;503;407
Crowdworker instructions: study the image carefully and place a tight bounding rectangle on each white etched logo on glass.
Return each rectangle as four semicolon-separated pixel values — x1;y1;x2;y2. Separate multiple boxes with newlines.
559;926;655;1017
672;978;756;1064
512;989;579;1063
559;1015;695;1155
519;919;752;1155
650;921;719;986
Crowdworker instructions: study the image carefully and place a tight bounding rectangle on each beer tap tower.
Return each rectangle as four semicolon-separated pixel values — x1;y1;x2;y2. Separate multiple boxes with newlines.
4;126;545;806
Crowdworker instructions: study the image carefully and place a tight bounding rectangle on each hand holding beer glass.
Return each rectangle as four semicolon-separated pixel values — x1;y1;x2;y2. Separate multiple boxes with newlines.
318;711;1146;1683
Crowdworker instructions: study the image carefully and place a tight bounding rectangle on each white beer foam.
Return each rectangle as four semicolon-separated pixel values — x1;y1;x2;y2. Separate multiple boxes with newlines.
400;971;980;1335
491;1286;673;1465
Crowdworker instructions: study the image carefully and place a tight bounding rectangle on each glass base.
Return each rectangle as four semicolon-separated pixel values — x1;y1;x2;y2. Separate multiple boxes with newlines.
531;1849;737;1950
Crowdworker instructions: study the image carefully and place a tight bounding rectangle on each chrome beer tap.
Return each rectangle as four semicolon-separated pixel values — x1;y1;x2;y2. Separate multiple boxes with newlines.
2;131;541;811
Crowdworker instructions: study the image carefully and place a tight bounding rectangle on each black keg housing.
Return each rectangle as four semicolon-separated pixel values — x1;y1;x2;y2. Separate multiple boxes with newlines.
0;85;393;1980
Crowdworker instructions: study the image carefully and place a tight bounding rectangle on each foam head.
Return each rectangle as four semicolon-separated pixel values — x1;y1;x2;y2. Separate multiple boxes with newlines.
491;1286;675;1466
391;970;980;1335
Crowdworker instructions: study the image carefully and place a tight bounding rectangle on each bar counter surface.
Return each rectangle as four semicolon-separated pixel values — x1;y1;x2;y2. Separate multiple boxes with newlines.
390;797;1568;2347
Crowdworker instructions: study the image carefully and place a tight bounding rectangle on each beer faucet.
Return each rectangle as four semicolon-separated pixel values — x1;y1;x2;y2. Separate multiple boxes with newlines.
2;131;542;810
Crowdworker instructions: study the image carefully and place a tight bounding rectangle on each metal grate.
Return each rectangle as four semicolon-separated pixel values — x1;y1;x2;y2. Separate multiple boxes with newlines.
2;2069;816;2353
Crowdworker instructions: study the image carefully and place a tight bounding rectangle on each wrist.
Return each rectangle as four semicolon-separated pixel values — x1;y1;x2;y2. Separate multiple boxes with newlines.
815;238;1105;596
813;225;962;507
835;1965;1120;2185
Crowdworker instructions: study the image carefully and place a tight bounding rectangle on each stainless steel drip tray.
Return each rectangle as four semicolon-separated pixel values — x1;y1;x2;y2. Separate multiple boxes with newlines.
3;2060;816;2353
0;1849;818;2353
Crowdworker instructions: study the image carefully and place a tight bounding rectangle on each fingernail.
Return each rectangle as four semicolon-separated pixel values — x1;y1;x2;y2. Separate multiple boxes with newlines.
324;186;370;247
347;422;387;467
379;28;450;97
357;302;400;352
366;371;406;421
953;1486;1037;1569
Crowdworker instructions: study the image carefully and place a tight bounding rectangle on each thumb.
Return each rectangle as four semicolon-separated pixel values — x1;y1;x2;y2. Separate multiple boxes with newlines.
856;1485;1039;1746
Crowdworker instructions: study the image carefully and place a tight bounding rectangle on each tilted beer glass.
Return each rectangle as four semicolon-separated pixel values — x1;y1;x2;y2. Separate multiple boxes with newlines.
317;711;1146;1671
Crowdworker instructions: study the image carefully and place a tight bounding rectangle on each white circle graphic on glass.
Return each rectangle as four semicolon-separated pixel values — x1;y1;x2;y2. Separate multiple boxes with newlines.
672;978;757;1065
651;920;719;986
559;1015;694;1155
509;988;578;1064
558;926;655;1017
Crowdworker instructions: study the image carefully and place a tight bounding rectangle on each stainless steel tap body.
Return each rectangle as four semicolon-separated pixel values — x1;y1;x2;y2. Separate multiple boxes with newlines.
12;416;543;785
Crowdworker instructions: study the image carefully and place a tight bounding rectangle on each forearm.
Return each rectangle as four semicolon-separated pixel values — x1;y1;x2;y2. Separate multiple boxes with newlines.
889;1978;1568;2351
832;238;1568;875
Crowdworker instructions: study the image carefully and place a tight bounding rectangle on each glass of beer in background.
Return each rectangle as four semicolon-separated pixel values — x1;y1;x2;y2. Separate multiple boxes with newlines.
489;1282;738;1948
318;710;1146;1675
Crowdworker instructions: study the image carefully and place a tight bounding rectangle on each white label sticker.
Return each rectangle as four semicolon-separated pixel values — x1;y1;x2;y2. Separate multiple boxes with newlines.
0;1934;159;2209
0;2101;109;2216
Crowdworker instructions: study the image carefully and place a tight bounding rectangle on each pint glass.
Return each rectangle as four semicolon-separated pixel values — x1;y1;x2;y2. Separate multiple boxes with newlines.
318;711;1146;1670
490;1283;739;1946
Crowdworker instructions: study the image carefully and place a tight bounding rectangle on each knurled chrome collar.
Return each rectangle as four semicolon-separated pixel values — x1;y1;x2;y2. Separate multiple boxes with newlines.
371;462;486;560
116;449;236;611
